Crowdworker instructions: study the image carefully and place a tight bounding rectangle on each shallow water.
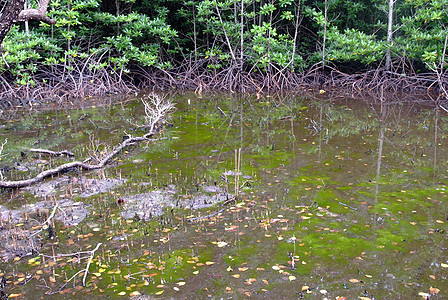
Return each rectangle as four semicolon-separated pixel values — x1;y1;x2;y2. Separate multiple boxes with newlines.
0;93;447;299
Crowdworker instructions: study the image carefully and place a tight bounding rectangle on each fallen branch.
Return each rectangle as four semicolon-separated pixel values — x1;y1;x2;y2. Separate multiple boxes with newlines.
82;242;102;286
29;148;75;157
0;133;155;188
29;203;59;238
42;242;103;294
0;94;172;189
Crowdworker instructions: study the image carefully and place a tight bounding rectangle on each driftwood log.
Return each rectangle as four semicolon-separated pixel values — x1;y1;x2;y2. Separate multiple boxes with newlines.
0;133;155;189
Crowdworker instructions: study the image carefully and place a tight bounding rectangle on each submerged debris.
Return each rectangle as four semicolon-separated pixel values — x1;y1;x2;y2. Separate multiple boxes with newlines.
0;199;90;261
25;176;126;198
120;185;232;221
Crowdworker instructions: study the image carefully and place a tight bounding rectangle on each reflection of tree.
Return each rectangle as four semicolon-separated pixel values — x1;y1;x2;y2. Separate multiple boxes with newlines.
374;101;386;204
433;108;439;184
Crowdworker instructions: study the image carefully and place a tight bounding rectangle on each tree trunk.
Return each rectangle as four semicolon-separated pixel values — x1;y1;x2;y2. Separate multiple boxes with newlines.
0;0;56;47
0;0;26;46
385;0;394;70
322;0;328;69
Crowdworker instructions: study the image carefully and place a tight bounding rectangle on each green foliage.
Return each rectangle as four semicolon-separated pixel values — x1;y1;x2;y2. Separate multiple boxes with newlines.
1;0;447;84
397;0;448;69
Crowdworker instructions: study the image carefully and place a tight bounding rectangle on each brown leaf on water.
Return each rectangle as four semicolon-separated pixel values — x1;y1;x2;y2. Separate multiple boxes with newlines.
49;276;56;283
8;294;22;298
430;287;440;295
349;278;359;283
59;288;72;294
238;267;248;272
429;275;436;279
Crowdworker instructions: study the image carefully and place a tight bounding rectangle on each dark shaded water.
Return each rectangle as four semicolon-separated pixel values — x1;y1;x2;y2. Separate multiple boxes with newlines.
0;93;447;299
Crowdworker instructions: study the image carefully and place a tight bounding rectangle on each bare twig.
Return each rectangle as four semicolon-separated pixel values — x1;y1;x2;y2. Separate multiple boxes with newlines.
29;203;59;238
43;242;103;295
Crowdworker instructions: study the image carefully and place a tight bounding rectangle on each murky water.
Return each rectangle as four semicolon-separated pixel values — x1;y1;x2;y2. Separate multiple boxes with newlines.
0;93;447;299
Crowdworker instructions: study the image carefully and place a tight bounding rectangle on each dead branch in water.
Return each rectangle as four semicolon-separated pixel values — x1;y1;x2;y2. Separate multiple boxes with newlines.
37;242;103;294
0;94;173;189
29;148;75;157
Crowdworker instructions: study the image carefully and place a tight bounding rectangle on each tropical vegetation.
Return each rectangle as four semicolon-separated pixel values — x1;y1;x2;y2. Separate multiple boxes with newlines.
0;0;446;100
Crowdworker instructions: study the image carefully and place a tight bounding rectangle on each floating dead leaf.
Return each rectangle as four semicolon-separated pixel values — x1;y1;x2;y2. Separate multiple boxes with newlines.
365;274;372;278
177;282;186;286
272;266;281;270
226;287;232;291
49;276;56;283
227;266;233;272
409;222;417;225
173;287;180;291
430;287;440;295
156;284;164;288
8;294;22;298
441;263;448;268
262;280;269;285
429;275;436;279
238;267;248;272
130;291;141;296
359;297;371;300
232;274;240;278
205;261;215;265
320;289;327;294
155;290;164;295
289;276;296;281
349;278;359;283
193;271;199;275
301;285;309;291
117;291;126;296
217;241;228;248
436;220;444;223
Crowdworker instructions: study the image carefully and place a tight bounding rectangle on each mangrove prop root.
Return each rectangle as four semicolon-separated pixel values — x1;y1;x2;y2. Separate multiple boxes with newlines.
0;132;155;189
